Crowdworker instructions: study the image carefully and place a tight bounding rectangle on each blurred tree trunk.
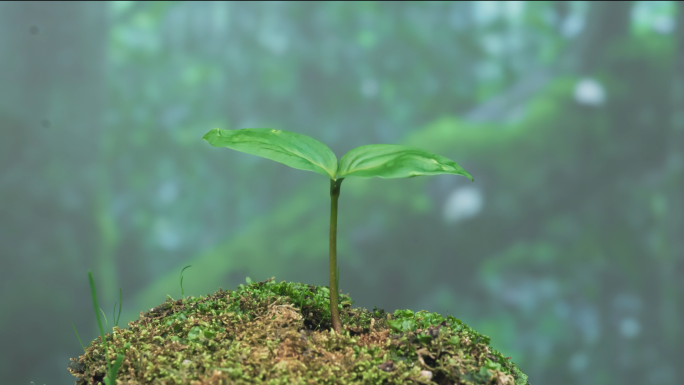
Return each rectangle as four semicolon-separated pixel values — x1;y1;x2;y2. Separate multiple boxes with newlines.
570;1;633;74
0;2;110;384
662;0;684;356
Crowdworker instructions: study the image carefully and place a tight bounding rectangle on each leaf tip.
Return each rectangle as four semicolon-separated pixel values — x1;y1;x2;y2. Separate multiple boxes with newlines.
202;128;221;142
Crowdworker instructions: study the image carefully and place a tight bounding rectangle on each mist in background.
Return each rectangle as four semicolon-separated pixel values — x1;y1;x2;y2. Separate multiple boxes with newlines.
1;1;682;384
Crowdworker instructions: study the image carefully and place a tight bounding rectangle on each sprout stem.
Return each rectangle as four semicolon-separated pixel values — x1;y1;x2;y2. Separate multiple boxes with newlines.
329;178;344;333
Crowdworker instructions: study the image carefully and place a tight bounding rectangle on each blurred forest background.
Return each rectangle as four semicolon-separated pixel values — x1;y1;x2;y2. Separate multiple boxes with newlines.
1;1;682;384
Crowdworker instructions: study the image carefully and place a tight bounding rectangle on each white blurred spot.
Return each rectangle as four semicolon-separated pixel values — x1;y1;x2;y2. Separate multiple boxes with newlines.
576;305;600;344
158;181;178;204
361;78;378;98
476;61;501;81
500;280;536;311
480;34;503;56
561;13;585;38
473;1;499;25
154;218;181;250
631;1;676;35
258;29;289;55
443;186;483;224
569;352;588;372
503;1;525;21
652;16;674;34
619;317;641;339
112;1;135;13
574;78;605;106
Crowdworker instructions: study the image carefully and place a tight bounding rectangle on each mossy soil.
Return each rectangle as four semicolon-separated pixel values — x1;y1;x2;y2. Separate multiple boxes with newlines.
68;277;529;385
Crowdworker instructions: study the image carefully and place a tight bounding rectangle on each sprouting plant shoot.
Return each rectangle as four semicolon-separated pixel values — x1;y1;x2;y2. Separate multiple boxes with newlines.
113;288;122;328
87;271;124;385
180;265;192;300
71;322;90;382
203;128;474;333
73;266;199;383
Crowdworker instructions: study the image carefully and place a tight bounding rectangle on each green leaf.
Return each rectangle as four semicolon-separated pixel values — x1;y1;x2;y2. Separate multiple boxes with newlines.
416;333;433;344
338;144;473;181
188;326;202;340
203;128;338;180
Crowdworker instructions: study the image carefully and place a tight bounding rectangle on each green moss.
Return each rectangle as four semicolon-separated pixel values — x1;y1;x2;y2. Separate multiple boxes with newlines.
68;276;529;385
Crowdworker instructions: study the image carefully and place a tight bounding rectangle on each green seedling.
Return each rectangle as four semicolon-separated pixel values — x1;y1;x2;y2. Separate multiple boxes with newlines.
113;288;122;327
180;265;192;300
71;265;204;384
99;288;123;332
87;271;124;385
203;127;474;333
71;322;90;382
71;276;124;384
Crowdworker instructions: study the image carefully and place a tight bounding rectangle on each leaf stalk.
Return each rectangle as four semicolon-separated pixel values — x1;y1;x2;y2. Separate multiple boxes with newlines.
329;178;344;333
